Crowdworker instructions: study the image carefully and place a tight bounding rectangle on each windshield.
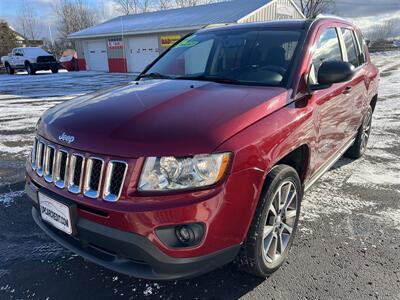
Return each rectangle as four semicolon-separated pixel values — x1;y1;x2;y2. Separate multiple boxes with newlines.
23;48;51;56
143;28;302;86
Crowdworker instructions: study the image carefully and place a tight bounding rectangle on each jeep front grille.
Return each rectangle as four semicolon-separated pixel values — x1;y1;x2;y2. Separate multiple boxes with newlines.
30;138;128;202
44;145;55;183
67;154;84;194
54;150;69;188
83;158;104;199
103;161;128;202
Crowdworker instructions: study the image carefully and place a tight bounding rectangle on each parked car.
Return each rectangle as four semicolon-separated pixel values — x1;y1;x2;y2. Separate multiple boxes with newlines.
1;47;59;75
26;16;379;280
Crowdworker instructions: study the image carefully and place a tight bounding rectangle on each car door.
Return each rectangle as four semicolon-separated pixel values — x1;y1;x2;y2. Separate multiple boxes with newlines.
308;26;354;166
340;27;368;134
14;49;24;67
11;49;19;67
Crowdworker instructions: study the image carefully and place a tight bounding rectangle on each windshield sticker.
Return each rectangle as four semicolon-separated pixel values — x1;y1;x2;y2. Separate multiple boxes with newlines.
176;36;199;48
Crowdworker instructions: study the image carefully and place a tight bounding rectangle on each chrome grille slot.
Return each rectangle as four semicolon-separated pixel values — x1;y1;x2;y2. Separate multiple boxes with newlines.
44;145;55;183
31;138;38;169
84;158;104;199
54;150;69;189
35;141;45;177
68;154;85;194
103;161;128;202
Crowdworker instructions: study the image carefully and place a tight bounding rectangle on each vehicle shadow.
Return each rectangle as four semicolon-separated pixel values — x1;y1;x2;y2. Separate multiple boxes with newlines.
329;156;354;171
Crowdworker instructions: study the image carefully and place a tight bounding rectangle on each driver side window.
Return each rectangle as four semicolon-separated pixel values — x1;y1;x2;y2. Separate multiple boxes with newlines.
309;28;343;84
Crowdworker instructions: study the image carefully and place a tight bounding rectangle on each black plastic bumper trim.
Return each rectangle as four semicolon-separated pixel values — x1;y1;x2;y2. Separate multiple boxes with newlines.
28;184;240;280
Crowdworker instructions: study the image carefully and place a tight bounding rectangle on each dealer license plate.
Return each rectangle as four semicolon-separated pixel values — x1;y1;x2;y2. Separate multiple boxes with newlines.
38;193;73;235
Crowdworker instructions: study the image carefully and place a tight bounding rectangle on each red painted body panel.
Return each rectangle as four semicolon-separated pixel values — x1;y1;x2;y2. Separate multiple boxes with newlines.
28;19;379;263
37;80;288;157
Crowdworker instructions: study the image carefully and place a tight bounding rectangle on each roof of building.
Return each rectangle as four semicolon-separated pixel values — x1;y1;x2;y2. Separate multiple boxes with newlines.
0;20;27;40
69;0;276;39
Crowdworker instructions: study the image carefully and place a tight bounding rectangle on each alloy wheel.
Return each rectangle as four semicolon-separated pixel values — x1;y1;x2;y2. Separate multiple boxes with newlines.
360;108;372;153
262;180;298;264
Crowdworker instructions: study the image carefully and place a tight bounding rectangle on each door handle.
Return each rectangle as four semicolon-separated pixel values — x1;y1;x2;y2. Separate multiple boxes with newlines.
343;86;352;94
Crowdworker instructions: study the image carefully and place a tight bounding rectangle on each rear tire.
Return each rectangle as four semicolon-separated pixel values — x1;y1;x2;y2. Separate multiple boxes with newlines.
345;106;373;159
51;67;58;74
237;165;302;278
5;64;14;75
26;62;36;75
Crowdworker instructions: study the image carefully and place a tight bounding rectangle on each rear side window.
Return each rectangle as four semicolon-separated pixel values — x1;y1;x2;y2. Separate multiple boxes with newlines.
341;28;360;67
310;28;343;84
355;30;367;64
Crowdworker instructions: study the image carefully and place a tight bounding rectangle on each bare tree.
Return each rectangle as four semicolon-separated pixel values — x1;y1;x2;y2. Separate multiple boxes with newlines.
174;0;225;8
0;21;18;58
18;0;42;40
297;0;335;18
368;19;395;42
158;0;172;10
113;0;144;14
113;0;226;14
53;0;97;40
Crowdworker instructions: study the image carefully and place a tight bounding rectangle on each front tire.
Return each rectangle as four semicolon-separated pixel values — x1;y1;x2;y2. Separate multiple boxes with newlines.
51;67;58;74
26;62;36;75
5;64;14;75
345;106;373;159
237;165;302;278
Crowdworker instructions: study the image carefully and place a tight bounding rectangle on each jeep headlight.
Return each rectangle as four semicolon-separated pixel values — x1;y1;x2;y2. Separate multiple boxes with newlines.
138;153;231;191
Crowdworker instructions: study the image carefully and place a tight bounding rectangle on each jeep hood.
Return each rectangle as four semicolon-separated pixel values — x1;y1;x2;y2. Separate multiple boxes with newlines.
38;79;288;157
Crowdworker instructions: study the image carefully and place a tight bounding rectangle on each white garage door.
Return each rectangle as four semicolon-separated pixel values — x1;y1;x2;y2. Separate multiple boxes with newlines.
127;36;159;73
86;40;109;72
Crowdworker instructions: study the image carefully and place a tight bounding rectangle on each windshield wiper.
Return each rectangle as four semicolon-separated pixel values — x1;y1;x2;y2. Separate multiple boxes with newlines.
176;75;241;84
137;72;172;80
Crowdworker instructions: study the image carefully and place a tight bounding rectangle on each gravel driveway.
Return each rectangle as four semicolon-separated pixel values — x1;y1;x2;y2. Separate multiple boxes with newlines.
0;53;399;299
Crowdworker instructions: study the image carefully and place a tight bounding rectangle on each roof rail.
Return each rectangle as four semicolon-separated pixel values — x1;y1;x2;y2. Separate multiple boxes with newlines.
314;14;348;22
202;23;234;29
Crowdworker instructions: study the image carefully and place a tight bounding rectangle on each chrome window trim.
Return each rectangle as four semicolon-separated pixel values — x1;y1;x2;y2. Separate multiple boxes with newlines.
67;154;85;194
44;145;56;183
54;149;69;189
103;160;128;202
83;157;104;199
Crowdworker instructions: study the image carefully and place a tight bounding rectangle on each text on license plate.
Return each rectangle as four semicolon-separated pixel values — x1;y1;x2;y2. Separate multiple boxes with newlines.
38;193;73;235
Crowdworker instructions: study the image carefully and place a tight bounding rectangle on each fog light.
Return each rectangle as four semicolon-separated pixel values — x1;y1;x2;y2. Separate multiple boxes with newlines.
156;223;205;248
176;225;194;244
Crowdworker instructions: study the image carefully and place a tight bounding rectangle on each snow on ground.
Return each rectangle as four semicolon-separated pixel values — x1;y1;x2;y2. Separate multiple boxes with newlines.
0;190;24;207
0;71;134;186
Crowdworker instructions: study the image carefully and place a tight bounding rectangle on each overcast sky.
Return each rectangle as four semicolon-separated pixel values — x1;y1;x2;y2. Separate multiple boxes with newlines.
0;0;399;39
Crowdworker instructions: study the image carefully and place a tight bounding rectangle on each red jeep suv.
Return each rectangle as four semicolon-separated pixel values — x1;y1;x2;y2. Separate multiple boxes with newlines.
26;17;379;280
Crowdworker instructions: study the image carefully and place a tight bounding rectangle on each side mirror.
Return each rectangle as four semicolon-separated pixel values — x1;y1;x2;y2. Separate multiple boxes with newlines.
309;61;355;91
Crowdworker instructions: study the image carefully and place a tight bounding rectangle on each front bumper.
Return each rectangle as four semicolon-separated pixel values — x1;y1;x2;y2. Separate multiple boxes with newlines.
32;62;58;70
27;184;240;280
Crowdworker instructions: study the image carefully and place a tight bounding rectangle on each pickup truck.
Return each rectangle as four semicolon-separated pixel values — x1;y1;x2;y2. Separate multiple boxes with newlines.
26;16;379;280
1;47;59;75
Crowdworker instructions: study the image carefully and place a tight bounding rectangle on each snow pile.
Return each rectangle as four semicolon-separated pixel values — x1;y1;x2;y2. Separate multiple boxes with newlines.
0;190;24;207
